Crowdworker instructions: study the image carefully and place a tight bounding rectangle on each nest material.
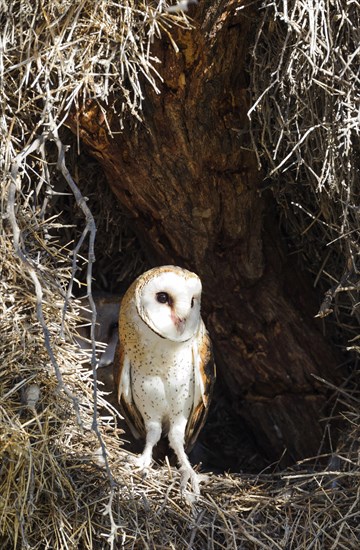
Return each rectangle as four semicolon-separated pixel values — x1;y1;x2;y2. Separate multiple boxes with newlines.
1;0;360;548
1;236;359;549
250;0;360;349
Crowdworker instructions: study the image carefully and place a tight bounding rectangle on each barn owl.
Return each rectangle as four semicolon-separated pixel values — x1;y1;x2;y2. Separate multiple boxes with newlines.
114;265;215;496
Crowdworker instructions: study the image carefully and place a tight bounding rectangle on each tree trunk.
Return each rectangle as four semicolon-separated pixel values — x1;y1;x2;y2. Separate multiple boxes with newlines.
70;0;341;464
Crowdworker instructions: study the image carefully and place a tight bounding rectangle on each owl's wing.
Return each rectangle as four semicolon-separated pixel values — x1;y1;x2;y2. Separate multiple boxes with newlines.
113;342;146;440
185;321;216;451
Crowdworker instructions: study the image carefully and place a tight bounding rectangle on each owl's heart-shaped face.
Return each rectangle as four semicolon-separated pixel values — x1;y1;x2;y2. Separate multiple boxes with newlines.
134;267;202;342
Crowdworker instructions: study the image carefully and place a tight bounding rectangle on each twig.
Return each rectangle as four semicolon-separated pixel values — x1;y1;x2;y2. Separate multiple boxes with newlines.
50;121;122;547
7;137;82;424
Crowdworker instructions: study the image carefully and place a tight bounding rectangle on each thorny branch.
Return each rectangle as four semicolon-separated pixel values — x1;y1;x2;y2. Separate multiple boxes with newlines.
50;125;120;544
7;141;82;424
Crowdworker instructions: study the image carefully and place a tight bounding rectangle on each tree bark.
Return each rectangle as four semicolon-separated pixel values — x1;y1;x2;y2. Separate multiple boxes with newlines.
69;0;342;464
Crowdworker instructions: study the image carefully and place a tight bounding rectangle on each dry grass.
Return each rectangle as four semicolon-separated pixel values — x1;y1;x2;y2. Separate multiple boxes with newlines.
250;0;360;349
1;0;360;548
1;313;359;550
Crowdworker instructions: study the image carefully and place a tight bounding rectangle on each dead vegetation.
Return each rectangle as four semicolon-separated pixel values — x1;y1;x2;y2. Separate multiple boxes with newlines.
1;0;360;548
250;0;360;346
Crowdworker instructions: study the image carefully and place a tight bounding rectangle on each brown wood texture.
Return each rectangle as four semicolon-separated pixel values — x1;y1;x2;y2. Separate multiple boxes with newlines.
69;0;342;464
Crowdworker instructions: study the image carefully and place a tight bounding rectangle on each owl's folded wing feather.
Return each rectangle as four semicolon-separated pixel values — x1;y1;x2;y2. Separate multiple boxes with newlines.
113;342;146;440
185;322;216;451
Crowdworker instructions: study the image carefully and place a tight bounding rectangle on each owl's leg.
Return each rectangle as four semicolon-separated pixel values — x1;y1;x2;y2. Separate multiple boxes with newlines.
133;420;162;471
168;421;200;496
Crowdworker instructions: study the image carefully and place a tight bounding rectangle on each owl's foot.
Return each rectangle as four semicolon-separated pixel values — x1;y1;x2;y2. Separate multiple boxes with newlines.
179;465;201;501
129;453;152;478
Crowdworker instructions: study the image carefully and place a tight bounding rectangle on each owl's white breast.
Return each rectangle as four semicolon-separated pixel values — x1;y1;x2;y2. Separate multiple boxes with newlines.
133;339;195;427
123;301;196;431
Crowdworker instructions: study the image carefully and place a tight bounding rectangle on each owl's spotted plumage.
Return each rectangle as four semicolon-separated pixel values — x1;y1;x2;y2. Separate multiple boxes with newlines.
113;265;215;495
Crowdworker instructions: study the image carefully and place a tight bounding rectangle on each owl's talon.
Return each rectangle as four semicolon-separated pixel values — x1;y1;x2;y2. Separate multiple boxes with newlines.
179;466;200;497
140;467;149;479
133;465;149;479
128;453;153;479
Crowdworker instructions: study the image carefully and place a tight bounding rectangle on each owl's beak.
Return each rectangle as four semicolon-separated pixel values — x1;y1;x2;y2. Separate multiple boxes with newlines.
171;311;187;334
176;317;186;335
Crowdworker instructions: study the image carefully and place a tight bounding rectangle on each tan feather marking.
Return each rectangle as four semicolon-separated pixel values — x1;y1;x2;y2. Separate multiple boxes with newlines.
185;328;215;451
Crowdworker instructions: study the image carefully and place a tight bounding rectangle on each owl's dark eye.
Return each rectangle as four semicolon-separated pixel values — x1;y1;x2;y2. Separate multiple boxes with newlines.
156;292;170;304
191;297;195;308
